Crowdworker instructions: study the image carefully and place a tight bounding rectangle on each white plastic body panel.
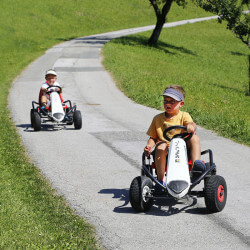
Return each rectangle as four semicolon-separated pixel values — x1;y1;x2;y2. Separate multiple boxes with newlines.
166;138;190;198
50;92;64;122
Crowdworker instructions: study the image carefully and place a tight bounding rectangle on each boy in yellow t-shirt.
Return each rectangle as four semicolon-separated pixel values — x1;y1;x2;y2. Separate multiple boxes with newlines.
144;84;205;187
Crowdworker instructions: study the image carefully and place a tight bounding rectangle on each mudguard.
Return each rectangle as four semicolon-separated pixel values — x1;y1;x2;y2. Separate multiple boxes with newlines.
166;138;190;198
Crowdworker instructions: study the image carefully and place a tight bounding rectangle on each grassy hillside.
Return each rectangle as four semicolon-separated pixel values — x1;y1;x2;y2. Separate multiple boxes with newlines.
0;0;219;248
103;20;250;146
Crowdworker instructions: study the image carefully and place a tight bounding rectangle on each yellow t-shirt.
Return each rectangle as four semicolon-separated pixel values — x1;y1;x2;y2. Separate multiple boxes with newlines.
147;111;193;143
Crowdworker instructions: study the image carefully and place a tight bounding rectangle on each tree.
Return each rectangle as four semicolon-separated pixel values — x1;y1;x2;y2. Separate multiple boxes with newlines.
148;0;187;46
194;0;250;94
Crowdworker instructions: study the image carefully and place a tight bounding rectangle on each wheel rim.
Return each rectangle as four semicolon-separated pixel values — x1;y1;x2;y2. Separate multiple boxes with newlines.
142;186;150;202
217;185;224;202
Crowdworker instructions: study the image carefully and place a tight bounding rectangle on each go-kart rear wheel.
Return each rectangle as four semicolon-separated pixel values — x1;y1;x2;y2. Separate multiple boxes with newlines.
73;110;82;130
129;176;154;212
30;109;35;128
204;175;227;213
31;110;41;131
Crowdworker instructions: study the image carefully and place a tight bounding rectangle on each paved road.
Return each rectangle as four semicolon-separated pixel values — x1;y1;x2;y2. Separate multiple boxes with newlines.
9;17;250;249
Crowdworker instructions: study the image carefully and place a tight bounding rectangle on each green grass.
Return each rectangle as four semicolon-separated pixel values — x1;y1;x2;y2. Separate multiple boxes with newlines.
0;0;231;247
0;111;98;248
103;20;250;146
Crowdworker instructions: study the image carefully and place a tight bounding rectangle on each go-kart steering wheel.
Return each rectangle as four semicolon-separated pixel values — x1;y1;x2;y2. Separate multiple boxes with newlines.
163;125;193;142
46;85;62;94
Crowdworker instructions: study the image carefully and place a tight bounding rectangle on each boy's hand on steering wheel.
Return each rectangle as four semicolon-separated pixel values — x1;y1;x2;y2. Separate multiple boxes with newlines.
186;122;196;133
144;146;151;158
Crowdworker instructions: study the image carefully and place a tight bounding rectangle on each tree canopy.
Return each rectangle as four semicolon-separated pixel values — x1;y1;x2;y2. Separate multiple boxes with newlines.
194;0;250;47
194;0;250;95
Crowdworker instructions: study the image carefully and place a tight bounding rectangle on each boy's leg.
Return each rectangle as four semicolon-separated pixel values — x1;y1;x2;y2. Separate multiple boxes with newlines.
41;95;47;107
187;134;206;179
187;134;201;166
155;141;168;183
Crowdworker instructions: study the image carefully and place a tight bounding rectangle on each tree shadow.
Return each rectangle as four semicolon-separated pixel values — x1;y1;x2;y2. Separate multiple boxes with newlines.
207;82;246;95
56;37;78;42
55;36;111;47
111;35;197;56
230;51;248;57
99;188;208;216
75;36;111;42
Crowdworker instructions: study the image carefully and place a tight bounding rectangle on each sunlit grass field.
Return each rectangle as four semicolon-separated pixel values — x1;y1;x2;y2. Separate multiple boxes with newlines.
0;0;213;248
103;20;250;145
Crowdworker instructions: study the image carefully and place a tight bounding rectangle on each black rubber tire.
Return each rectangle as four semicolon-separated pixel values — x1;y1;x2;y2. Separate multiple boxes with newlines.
30;109;35;128
204;175;227;213
73;110;82;129
32;110;41;131
129;176;154;212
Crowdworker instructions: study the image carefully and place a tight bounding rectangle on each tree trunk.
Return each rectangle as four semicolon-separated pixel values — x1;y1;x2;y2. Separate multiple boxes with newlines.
148;0;174;46
148;18;165;46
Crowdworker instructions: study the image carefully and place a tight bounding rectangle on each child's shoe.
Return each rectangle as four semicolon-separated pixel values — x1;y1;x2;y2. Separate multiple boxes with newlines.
41;106;47;114
191;160;206;182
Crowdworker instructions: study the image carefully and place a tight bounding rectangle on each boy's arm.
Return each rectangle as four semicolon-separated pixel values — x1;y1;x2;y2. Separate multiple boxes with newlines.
55;83;62;93
41;87;48;94
186;122;197;133
144;137;156;157
41;83;48;93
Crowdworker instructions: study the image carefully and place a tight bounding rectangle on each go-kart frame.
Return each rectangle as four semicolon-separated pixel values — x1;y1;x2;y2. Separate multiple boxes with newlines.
30;98;82;131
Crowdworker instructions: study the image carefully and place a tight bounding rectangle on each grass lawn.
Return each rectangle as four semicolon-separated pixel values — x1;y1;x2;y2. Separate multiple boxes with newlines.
0;0;233;247
103;20;250;146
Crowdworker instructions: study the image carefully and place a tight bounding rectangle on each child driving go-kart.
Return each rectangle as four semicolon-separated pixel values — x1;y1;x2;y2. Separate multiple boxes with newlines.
30;69;82;131
129;85;227;213
144;85;205;190
39;69;63;108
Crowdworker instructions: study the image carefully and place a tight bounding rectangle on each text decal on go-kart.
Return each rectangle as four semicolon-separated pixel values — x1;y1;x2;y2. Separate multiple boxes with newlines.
174;140;180;163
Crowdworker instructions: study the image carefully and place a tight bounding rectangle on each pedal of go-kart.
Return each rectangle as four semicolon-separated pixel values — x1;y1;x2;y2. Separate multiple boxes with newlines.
153;185;167;196
167;180;189;194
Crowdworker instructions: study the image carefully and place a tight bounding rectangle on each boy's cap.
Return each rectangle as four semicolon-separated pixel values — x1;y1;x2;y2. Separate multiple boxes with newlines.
162;88;184;101
45;69;57;76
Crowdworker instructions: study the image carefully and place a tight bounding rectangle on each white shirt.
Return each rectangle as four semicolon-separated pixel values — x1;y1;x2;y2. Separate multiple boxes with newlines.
41;81;61;90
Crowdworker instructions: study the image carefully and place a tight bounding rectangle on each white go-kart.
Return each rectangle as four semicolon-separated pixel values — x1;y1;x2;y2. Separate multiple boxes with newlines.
30;86;82;131
129;126;227;213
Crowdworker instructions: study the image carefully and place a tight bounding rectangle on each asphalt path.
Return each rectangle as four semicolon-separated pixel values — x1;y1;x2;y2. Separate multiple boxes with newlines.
9;17;250;249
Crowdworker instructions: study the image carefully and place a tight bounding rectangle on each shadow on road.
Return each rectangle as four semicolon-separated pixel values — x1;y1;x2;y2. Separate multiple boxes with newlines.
16;124;75;132
99;188;208;216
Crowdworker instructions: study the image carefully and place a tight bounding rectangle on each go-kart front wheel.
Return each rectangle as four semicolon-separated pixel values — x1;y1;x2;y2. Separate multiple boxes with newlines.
204;175;227;213
73;110;82;130
129;176;154;212
30;109;41;131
